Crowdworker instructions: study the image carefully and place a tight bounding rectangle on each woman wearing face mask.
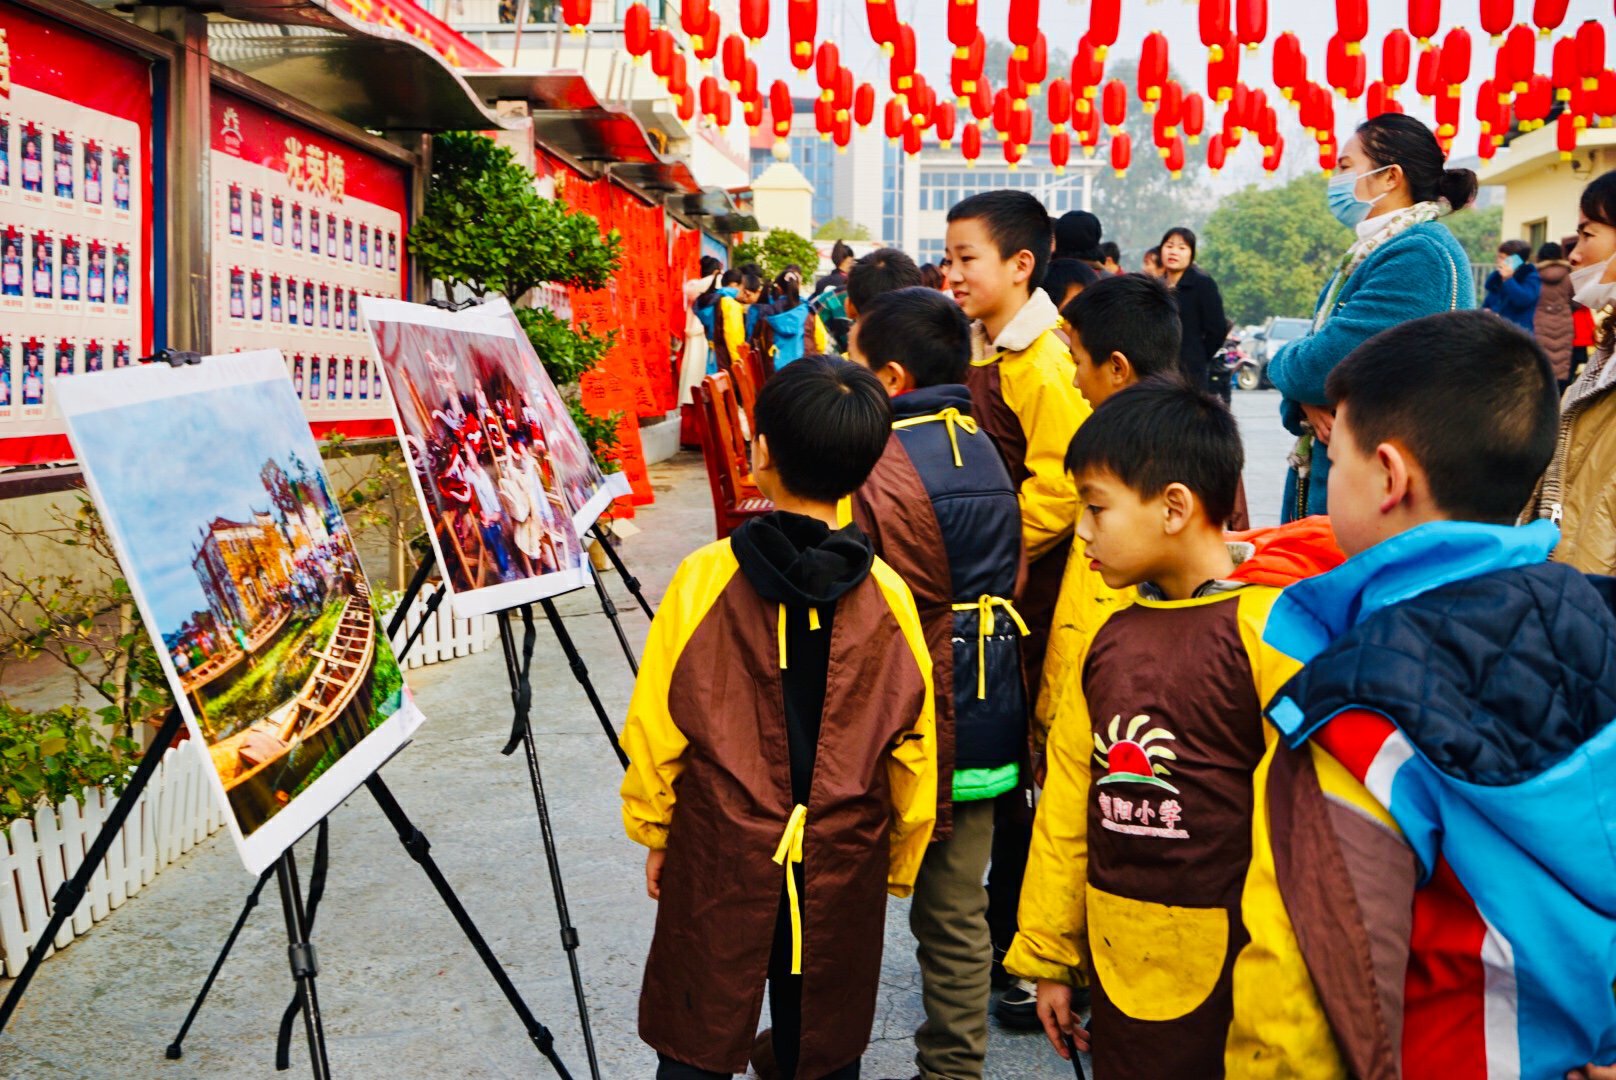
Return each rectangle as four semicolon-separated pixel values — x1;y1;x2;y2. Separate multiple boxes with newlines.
1266;113;1477;521
1523;169;1616;574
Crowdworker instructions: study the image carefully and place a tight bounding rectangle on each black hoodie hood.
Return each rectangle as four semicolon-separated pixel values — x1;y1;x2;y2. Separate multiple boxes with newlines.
730;511;873;607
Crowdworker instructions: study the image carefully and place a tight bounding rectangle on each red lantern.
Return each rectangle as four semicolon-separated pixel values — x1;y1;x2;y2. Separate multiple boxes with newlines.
1164;136;1187;178
560;0;591;32
1475;79;1508;134
1207;35;1240;102
854;82;875;127
969;77;994;123
1230;82;1251;128
1559;108;1579;158
992;88;1013;140
1071;35;1104;98
866;0;899;49
1440;27;1472;91
833;67;853;118
1516;72;1553;127
832;113;852;149
700;75;721;118
816;42;840;93
716;91;733;129
884;97;905;142
1383;30;1412;89
949;0;978;56
1255;101;1279;146
741;58;759;99
694;10;720;62
953;29;987;101
1139;31;1170;109
1237;0;1267;51
1328;34;1367;98
1008;0;1039;60
1262;133;1284;172
1274;32;1306;97
1089;0;1121;58
1002;136;1023;167
1182;92;1206;142
936;100;958;146
1222;103;1245;147
1410;0;1441;44
1023;32;1048;94
1596;68;1616;120
1416;43;1444;98
1480;0;1512;43
1075;98;1101;152
889;22;917;96
681;0;710;37
788;0;816;72
909;76;936;128
721;34;746;88
1319;141;1339;171
739;0;768;43
1367;80;1403;117
743;93;764;130
1010;102;1033;150
1201;0;1231;62
1534;0;1570;36
676;86;695;121
1110;132;1132;175
904;123;923;156
667;52;689;96
1207;133;1228;171
770;79;793;140
1048;78;1073;130
814;96;835;138
1050;129;1071;172
1337;0;1368;51
1435;83;1461;137
1577;21;1605;90
1502;23;1536;92
962;121;982;165
1102;78;1128;132
650;27;675;77
625;3;652;60
1553;35;1579;100
1299;81;1334;136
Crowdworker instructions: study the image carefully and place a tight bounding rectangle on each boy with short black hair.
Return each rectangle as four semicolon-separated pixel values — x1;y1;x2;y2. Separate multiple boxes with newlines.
846;247;923;319
1007;379;1342;1078
945;188;1090;1023
621;356;938;1080
1258;311;1616;1076
845;287;1025;1080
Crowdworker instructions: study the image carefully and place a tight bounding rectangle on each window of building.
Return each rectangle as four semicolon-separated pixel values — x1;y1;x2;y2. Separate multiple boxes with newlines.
1526;218;1548;253
883;142;907;245
918;237;948;264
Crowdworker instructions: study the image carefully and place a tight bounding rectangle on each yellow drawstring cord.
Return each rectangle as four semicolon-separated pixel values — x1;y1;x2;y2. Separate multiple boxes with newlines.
950;595;1030;699
772;804;809;975
892;408;980;468
778;605;824;668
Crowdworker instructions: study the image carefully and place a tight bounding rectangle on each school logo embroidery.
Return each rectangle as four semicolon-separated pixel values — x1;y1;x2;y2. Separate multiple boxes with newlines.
1092;713;1179;793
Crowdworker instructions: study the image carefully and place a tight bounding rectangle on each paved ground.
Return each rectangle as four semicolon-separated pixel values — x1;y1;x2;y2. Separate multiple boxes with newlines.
0;391;1293;1079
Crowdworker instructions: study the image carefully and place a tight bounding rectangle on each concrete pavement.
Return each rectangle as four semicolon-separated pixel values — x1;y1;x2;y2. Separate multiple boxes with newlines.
0;391;1295;1079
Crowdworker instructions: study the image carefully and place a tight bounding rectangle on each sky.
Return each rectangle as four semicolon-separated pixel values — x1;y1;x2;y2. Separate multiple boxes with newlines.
751;0;1613;184
72;377;327;633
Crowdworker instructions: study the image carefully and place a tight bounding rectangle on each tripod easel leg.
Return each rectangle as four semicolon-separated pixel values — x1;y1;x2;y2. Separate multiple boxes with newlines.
166;864;274;1059
498;609;603;1080
590;523;654;620
275;849;332;1080
534;599;630;769
589;563;639;677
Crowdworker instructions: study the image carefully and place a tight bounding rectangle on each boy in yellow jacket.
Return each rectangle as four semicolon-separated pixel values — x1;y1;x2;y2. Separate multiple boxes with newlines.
944;188;1091;1023
620;356;937;1080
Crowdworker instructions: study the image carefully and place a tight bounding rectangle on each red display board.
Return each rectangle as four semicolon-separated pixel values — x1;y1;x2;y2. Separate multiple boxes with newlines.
0;1;156;466
209;88;409;439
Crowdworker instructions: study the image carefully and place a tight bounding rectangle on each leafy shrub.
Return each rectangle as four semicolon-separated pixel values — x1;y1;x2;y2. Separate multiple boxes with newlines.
734;229;821;282
0;702;139;827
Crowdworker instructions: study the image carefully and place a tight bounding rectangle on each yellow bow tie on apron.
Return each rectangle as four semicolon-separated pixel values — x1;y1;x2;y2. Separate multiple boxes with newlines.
892;407;979;467
950;594;1030;699
772;803;809;975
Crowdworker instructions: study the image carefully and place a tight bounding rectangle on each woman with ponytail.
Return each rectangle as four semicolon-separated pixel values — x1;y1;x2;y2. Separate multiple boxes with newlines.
1266;113;1477;520
1522;169;1616;574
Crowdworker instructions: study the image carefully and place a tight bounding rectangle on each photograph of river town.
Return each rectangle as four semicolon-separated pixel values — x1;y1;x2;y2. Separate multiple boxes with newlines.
68;372;405;836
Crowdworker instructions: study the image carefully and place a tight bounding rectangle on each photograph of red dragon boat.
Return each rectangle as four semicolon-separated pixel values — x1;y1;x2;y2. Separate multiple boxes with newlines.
56;350;423;872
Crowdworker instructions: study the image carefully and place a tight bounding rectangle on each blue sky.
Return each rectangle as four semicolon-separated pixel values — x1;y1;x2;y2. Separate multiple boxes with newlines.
72;377;324;634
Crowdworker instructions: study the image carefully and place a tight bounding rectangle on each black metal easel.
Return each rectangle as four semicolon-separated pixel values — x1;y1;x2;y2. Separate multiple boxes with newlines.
160;552;573;1078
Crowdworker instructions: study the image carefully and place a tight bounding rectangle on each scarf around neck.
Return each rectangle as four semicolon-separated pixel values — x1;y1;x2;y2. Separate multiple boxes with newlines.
1314;200;1445;331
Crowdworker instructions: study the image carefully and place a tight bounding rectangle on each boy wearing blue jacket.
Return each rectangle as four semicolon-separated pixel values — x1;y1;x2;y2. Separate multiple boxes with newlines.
845;288;1026;1080
1257;311;1616;1077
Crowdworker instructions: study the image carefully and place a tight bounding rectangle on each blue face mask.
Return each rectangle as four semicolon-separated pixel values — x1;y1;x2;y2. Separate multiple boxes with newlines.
1326;165;1392;228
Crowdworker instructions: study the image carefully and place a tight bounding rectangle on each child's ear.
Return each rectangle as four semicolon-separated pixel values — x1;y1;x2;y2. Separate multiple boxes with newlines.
1161;482;1197;536
1376;440;1415;514
873;362;908;398
1012;248;1037;286
753;433;772;475
1108;351;1134;388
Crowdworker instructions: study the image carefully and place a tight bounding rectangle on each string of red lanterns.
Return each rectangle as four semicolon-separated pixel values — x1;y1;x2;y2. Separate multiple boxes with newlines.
613;0;1616;180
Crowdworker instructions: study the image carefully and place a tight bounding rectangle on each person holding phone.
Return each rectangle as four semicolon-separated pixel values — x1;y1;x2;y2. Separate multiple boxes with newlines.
1484;238;1542;332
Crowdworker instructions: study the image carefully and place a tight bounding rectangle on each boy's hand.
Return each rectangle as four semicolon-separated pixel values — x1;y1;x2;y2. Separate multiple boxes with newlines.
645;849;666;900
1568;1065;1616;1080
1300;402;1335;445
1036;979;1090;1059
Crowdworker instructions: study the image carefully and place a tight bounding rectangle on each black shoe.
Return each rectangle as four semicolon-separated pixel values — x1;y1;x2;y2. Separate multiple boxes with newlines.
994;978;1042;1031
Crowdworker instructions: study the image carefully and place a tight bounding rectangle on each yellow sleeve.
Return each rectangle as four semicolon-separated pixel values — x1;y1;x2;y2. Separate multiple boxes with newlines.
1004;667;1093;983
720;296;746;356
1001;343;1090;559
618;544;737;849
1035;552;1128;751
812;312;828;354
871;558;938;897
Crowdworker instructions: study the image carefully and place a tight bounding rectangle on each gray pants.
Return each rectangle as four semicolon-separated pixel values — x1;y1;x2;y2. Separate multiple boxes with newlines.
911;798;995;1080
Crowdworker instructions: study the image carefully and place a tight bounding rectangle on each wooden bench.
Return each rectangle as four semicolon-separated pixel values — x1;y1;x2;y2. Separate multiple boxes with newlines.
698;373;773;539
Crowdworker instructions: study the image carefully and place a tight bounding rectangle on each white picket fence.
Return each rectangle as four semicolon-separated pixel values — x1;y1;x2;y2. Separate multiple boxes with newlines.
0;740;225;977
0;590;492;976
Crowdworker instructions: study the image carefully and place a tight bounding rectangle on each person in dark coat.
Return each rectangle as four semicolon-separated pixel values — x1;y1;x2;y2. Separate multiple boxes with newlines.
1535;241;1576;391
1158;226;1227;394
1483;238;1542;332
1053;210;1106;272
812;240;855;298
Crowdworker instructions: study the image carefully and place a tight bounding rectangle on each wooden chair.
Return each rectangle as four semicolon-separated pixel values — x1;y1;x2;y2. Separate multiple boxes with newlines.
697;376;772;538
728;352;760;441
706;372;765;502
